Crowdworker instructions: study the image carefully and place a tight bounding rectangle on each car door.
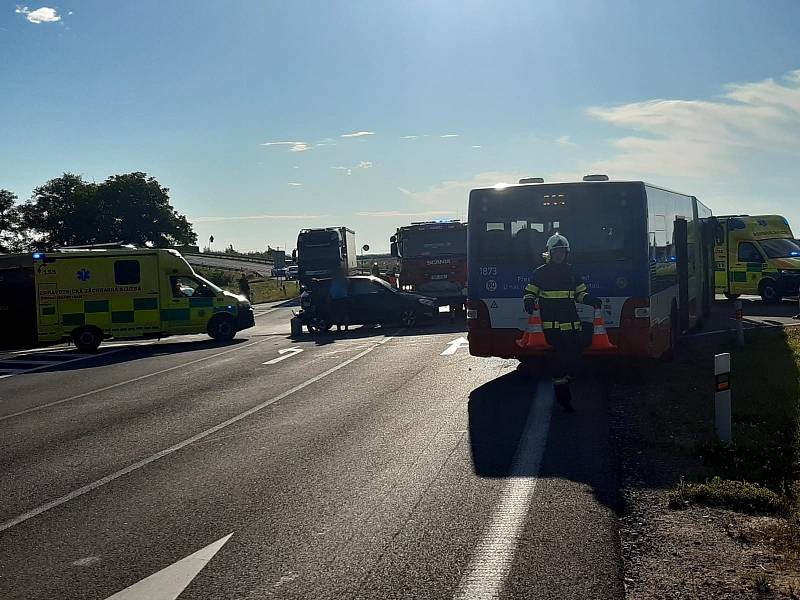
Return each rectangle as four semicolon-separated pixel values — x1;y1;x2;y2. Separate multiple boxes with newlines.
346;278;383;324
162;275;217;335
730;241;765;295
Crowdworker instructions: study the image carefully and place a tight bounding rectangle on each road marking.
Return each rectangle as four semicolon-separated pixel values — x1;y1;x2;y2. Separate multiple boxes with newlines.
0;338;271;422
441;336;469;356
454;380;554;600
263;347;303;365
0;335;396;533
103;533;233;600
0;349;126;382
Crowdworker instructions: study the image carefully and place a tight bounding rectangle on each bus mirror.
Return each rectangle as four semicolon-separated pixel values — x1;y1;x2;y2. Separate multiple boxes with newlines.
390;242;399;257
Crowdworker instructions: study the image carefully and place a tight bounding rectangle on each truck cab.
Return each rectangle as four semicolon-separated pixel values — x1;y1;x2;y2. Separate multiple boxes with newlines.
713;215;800;302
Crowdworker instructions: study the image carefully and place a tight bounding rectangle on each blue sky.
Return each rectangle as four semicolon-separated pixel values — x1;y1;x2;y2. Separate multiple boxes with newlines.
2;0;800;252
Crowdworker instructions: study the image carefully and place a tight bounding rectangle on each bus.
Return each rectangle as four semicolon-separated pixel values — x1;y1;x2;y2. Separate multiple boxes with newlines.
390;220;467;308
466;177;713;359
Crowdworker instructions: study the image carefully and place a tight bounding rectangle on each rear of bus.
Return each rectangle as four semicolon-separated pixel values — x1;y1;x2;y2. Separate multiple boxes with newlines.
466;180;650;358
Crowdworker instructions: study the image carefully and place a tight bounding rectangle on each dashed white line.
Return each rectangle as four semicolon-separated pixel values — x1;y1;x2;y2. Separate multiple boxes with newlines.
454;380;554;600
0;335;396;533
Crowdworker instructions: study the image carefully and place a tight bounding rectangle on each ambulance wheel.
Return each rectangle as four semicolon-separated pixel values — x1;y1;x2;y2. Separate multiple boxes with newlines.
723;293;740;300
208;314;236;341
759;280;782;304
72;326;103;352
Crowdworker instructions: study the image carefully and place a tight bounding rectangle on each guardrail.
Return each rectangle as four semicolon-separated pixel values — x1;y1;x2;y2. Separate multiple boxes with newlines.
183;253;274;266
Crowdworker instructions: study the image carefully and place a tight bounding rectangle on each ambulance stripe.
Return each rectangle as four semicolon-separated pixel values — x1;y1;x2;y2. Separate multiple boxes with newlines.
85;300;109;313
134;298;158;310
161;308;191;321
111;311;135;323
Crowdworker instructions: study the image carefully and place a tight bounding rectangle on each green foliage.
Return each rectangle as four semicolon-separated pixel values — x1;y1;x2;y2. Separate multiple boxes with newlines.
668;477;786;514
93;172;196;247
19;172;196;250
0;189;25;252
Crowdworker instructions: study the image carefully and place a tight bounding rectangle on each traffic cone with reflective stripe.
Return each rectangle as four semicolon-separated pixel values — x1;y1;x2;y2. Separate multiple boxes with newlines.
586;307;616;352
516;303;552;349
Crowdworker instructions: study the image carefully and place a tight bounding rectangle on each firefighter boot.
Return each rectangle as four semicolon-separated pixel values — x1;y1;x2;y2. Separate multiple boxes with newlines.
553;380;574;412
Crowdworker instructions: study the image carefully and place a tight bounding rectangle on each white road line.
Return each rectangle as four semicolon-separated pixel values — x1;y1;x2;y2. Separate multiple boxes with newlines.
454;380;554;600
263;347;303;364
0;349;126;382
0;339;269;422
0;336;395;533
104;533;233;600
441;337;469;356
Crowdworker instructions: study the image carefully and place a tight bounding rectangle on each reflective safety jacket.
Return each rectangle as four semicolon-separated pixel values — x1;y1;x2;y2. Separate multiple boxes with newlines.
523;261;592;331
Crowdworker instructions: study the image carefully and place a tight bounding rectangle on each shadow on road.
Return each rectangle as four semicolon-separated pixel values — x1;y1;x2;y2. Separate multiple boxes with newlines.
4;338;251;375
291;314;468;345
467;368;621;512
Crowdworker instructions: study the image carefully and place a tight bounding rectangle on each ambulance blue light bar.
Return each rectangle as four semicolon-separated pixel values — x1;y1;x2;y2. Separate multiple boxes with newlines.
32;252;45;260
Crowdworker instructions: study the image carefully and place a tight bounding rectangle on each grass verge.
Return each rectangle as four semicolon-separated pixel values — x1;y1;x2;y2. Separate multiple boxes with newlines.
659;327;800;523
192;266;300;304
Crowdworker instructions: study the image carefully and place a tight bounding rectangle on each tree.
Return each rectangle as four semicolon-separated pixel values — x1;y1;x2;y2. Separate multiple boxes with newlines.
21;172;197;249
0;189;24;252
20;173;100;249
93;172;196;247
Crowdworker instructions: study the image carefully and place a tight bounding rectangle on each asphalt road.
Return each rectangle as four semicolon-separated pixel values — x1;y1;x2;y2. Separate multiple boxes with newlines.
0;303;622;600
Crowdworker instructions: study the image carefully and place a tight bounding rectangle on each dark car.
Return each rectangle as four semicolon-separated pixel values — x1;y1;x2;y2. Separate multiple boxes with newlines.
299;276;436;332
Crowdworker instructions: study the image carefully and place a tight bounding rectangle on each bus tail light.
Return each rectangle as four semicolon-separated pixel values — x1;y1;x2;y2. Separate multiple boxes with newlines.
466;299;490;329
621;298;650;329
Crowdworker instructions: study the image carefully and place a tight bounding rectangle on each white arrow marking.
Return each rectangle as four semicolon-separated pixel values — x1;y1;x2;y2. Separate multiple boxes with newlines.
263;347;304;365
441;336;469;356
104;533;233;600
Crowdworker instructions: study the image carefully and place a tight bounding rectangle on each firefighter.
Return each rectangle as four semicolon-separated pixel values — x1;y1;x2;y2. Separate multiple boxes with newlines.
523;233;602;411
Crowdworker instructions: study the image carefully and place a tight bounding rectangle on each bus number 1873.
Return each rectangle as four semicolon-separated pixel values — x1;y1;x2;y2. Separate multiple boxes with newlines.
479;266;497;276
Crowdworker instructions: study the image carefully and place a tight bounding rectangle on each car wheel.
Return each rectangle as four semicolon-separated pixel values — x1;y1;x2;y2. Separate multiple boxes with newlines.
759;279;781;304
307;315;332;333
208;314;236;341
399;309;418;327
72;326;103;352
723;292;740;300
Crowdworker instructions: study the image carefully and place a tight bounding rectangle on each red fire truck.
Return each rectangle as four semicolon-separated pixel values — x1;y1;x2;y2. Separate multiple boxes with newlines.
390;221;467;309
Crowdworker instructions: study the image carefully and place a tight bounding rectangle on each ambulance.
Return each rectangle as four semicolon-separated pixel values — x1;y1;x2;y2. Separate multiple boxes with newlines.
0;248;255;351
713;215;800;302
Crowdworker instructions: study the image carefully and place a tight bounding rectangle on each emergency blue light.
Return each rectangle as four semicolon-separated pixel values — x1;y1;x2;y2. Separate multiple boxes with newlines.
32;252;44;260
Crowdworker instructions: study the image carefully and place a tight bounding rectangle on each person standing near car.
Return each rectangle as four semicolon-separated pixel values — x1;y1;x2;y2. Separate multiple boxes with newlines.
329;271;349;332
522;233;602;412
238;273;251;302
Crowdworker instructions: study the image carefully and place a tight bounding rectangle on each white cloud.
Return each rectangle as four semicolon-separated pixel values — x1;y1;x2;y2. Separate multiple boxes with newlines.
397;187;413;196
331;166;352;176
471;145;482;149
400;135;419;139
555;135;577;147
398;171;526;214
356;160;373;169
587;69;800;178
341;131;375;138
260;141;310;153
439;134;459;138
15;5;61;23
315;137;336;147
192;214;325;223
356;210;456;218
287;182;302;187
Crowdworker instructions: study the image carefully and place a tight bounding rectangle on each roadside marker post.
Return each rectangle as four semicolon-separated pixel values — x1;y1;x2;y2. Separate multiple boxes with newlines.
714;353;732;444
734;299;744;347
794;285;800;320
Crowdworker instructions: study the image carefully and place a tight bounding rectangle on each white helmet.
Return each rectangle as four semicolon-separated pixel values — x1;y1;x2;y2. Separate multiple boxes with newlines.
546;233;570;252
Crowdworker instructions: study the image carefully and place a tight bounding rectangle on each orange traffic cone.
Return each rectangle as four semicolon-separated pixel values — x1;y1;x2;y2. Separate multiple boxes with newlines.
516;303;553;350
586;307;617;352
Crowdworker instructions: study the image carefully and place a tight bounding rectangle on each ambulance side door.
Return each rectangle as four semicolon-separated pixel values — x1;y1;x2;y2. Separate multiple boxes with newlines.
161;274;216;335
730;241;765;295
110;256;161;336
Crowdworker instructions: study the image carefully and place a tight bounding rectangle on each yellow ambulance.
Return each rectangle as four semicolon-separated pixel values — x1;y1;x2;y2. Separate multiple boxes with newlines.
713;215;800;302
1;248;254;351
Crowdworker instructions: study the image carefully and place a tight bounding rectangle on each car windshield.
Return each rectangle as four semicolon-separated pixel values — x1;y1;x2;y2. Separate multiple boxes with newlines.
760;238;800;258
